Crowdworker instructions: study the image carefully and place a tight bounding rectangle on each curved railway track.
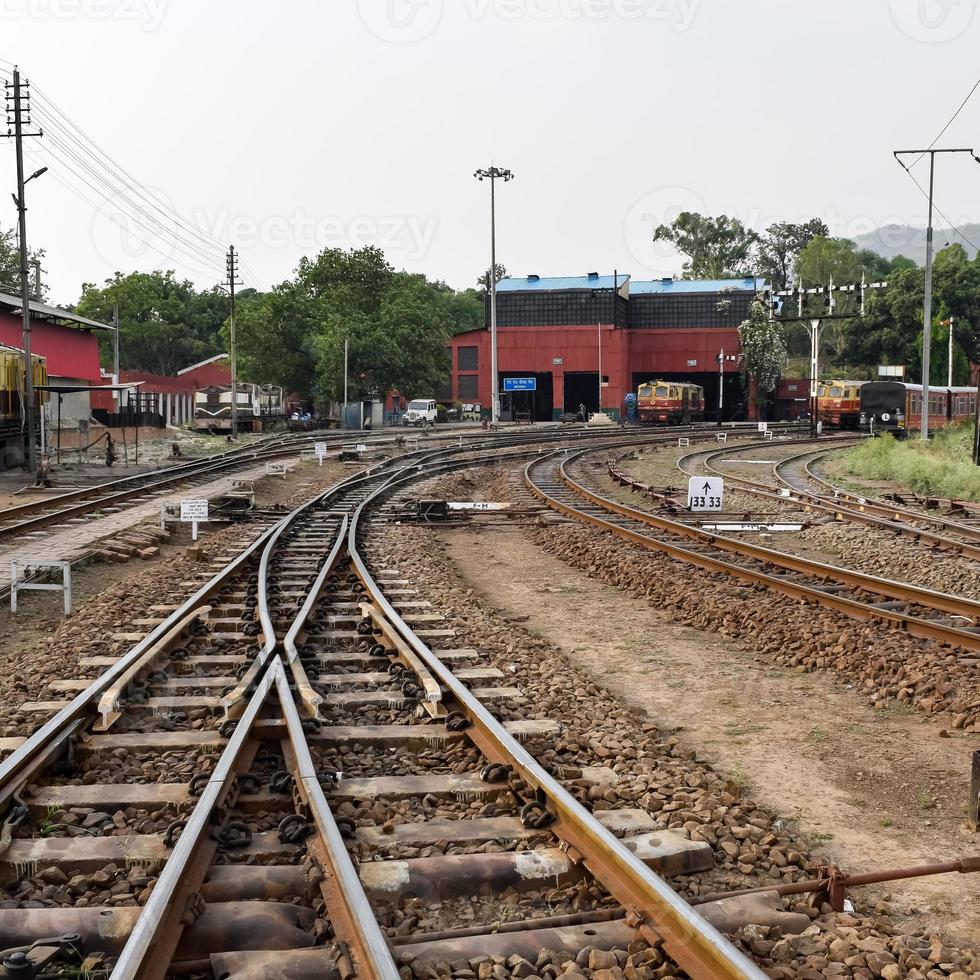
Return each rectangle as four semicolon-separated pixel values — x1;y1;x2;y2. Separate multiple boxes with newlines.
668;441;980;562
0;432;776;980
525;446;980;652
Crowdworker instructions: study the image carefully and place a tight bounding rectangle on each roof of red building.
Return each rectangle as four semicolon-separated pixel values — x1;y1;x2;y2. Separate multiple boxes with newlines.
0;291;114;332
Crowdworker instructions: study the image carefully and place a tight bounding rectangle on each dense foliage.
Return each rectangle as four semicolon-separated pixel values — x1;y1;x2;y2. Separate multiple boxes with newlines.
227;246;484;406
75;271;229;375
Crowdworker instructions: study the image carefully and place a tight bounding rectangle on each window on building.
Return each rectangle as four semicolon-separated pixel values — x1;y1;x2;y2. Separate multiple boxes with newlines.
457;346;478;370
458;375;479;400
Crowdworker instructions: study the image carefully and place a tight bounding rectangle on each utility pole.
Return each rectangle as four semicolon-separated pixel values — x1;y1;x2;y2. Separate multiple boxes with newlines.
474;166;514;424
894;147;975;439
343;336;349;424
225;246;242;438
112;304;121;412
31;257;41;300
3;66;45;475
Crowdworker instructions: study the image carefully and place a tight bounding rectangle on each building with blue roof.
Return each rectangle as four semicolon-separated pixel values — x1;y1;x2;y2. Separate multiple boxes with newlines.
451;272;774;422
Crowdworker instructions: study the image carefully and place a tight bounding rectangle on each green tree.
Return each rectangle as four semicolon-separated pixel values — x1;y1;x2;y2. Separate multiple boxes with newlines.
0;223;47;298
477;263;507;292
753;219;828;291
76;271;227;374
739;298;786;404
652;213;757;279
233;246;461;406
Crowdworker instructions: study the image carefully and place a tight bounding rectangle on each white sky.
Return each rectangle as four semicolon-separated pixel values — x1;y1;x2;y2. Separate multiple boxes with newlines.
2;0;979;305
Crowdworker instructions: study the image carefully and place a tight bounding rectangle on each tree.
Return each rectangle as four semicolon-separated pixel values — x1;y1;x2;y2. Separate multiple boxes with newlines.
795;236;863;288
76;271;227;374
753;219;828;291
652;213;757;279
233;246;463;407
0;223;47;299
477;264;507;292
739;298;786;405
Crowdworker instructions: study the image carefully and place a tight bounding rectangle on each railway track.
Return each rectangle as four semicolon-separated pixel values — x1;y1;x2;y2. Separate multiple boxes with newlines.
525;446;980;652
0;433;775;980
668;441;980;562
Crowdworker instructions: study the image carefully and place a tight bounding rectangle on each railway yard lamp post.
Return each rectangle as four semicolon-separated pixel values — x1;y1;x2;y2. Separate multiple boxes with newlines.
474;166;514;425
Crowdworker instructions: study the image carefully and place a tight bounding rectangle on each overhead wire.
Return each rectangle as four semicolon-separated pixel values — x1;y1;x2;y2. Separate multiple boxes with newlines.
909;75;980;170
1;64;264;288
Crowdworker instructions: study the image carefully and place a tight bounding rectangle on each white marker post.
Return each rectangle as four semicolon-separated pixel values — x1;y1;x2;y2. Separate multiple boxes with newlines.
180;499;209;541
314;441;327;467
687;476;724;512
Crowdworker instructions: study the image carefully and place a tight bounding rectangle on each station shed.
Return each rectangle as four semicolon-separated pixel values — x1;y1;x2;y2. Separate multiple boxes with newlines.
449;274;765;421
0;291;114;419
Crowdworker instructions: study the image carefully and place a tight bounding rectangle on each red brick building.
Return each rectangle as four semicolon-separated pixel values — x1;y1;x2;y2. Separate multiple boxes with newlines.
449;274;764;421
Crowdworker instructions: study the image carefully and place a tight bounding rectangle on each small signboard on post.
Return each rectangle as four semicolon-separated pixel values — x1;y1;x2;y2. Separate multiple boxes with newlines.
180;499;208;541
687;477;724;512
314;441;328;466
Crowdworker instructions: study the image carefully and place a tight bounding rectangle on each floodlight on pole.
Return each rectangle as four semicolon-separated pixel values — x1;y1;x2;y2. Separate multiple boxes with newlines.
474;165;514;424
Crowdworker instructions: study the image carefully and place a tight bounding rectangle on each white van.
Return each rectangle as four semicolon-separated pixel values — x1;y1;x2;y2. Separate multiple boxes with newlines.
402;399;438;426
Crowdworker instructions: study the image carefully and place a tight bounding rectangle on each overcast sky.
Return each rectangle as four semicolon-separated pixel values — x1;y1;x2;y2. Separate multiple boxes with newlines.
2;0;979;305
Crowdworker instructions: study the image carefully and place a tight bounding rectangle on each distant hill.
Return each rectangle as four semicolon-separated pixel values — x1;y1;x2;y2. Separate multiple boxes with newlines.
852;224;980;263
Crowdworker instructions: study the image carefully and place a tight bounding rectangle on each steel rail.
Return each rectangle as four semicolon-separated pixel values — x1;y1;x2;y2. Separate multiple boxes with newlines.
578;447;980;620
0;515;283;813
273;661;401;980
108;658;277;980
347;454;766;980
524;449;980;652
780;445;980;541
678;442;980;560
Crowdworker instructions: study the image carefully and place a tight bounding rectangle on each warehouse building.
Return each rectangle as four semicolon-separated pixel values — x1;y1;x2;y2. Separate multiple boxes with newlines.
448;274;763;421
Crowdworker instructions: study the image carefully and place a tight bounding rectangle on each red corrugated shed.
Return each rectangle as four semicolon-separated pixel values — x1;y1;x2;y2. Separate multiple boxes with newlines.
0;310;112;410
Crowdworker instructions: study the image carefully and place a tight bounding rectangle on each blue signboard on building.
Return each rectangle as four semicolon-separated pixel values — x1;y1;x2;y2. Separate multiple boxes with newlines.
503;377;537;392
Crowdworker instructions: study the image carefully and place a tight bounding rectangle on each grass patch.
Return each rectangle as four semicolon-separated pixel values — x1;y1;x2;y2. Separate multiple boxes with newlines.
806;727;827;743
724;723;766;737
842;423;980;501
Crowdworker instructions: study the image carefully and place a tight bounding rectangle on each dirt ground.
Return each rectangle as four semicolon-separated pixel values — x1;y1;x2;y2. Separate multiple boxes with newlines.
441;525;980;945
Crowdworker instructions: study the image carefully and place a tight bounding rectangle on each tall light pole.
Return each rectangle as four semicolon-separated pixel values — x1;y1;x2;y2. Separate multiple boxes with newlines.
894;147;975;439
225;246;241;437
474;166;513;424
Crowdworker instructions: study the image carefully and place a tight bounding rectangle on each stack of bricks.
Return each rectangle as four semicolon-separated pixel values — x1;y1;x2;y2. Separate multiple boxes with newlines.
97;524;170;563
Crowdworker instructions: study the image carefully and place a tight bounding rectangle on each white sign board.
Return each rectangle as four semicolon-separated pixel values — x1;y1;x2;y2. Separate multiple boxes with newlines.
757;422;768;432
180;499;208;541
314;442;327;456
687;477;724;512
447;501;511;511
180;500;208;522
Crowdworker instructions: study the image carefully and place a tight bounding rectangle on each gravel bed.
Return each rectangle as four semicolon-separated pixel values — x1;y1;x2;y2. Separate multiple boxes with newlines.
368;471;979;978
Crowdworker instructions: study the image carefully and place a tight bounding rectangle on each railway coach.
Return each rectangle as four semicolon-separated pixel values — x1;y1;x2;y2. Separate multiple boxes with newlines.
636;380;705;424
859;381;977;436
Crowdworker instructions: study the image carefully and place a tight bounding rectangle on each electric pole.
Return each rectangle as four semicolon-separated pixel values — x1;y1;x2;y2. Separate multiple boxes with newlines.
474;166;514;424
894;147;975;439
226;246;242;438
32;257;41;300
3;66;45;474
